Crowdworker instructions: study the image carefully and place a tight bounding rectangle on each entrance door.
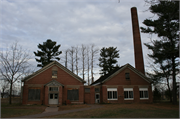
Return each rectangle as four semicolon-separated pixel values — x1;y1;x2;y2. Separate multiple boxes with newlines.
95;93;100;103
49;93;58;104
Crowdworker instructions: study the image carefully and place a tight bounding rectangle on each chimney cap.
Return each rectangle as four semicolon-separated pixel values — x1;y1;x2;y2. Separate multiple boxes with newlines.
131;7;137;10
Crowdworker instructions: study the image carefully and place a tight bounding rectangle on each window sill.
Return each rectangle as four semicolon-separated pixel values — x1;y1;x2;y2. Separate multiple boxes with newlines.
140;98;149;100
107;99;118;100
124;98;134;100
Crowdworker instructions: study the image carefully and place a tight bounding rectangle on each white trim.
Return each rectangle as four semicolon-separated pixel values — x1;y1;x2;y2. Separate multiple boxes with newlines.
140;98;149;100
108;99;118;100
139;89;149;99
124;88;133;91
139;88;148;91
124;88;134;100
124;98;134;100
107;88;117;91
107;88;118;100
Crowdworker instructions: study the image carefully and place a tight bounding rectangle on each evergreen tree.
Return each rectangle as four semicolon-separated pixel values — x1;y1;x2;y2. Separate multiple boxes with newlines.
140;0;179;104
99;47;120;75
34;39;62;67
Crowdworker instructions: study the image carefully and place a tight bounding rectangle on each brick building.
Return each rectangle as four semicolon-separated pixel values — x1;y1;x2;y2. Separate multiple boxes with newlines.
22;61;85;105
89;63;153;104
22;7;153;105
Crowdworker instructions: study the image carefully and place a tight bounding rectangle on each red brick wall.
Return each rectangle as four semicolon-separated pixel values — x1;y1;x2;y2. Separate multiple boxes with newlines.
26;66;83;85
100;67;152;103
84;86;96;104
22;64;152;105
103;68;149;85
23;65;84;105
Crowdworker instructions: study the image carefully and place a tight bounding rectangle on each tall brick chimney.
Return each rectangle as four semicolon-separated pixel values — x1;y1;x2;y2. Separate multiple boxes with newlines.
131;7;145;75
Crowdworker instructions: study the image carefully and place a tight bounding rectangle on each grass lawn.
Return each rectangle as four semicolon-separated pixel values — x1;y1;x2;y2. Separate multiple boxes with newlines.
46;102;179;118
1;102;46;118
1;98;179;118
58;104;90;111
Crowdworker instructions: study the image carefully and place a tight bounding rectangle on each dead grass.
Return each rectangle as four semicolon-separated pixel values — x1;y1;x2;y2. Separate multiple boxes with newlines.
1;101;46;118
58;104;90;111
47;103;179;118
1;98;179;118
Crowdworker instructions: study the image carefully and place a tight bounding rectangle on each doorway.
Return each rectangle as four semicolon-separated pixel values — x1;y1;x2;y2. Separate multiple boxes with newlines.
49;93;58;104
95;93;100;103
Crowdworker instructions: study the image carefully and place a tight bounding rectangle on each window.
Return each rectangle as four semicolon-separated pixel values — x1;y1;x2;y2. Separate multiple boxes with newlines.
67;89;79;101
28;88;41;101
52;70;57;78
54;93;58;99
125;73;130;80
107;88;117;100
124;88;133;100
85;88;90;93
95;88;100;93
49;87;58;91
50;94;53;99
139;88;148;99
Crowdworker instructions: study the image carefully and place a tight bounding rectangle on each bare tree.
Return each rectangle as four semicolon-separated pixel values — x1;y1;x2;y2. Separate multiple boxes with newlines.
0;42;31;104
68;46;75;73
74;46;79;75
86;46;90;85
81;44;86;80
65;49;69;68
65;44;99;84
90;44;99;83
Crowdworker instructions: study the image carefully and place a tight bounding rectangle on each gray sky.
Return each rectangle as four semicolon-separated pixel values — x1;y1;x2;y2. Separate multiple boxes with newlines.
0;0;156;81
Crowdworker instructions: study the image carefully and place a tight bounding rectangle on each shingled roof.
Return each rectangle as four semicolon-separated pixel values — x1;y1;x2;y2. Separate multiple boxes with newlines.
91;63;152;86
22;61;86;83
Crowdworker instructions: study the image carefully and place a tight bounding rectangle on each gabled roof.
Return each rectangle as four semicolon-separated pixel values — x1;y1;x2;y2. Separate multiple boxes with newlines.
22;61;86;83
91;63;152;86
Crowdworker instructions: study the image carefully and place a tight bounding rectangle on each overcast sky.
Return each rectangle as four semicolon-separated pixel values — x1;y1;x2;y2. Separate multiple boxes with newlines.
0;0;157;81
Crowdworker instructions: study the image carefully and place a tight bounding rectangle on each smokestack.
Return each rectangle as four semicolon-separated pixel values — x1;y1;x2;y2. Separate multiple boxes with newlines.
131;7;145;75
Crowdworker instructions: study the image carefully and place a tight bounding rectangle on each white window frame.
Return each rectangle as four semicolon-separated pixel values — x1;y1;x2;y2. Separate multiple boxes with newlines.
107;88;118;100
124;88;134;100
49;87;59;92
139;88;149;99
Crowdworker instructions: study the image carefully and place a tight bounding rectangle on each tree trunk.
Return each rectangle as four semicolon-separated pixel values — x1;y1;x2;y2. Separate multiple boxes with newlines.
65;50;68;68
167;86;172;102
9;82;13;104
172;57;177;104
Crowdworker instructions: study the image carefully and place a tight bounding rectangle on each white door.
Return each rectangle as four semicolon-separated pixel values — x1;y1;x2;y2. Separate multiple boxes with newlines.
49;93;58;104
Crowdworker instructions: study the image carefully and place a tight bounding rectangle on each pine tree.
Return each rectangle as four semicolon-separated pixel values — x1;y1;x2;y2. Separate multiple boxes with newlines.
99;47;120;75
140;0;179;104
34;39;62;67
